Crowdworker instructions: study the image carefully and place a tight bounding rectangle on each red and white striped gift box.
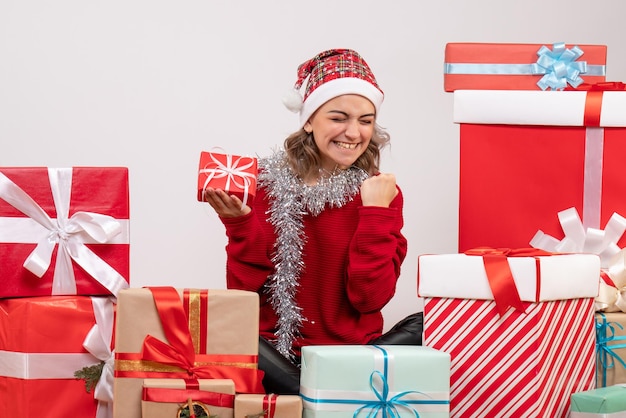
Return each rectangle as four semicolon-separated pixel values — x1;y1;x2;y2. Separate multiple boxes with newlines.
418;251;600;418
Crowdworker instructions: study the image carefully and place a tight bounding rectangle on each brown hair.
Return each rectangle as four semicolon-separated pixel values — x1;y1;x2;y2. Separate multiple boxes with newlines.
283;124;391;180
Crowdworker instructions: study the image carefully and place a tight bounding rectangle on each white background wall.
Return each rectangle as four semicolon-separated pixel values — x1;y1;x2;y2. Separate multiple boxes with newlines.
2;0;625;329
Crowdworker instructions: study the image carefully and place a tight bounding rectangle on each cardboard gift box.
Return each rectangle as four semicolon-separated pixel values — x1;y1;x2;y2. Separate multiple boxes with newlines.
0;295;116;418
454;87;626;254
299;345;450;418
114;287;265;418
141;378;235;418
234;394;302;418
570;384;626;417
418;251;600;418
198;151;257;207
596;312;626;387
443;42;607;91
0;167;130;297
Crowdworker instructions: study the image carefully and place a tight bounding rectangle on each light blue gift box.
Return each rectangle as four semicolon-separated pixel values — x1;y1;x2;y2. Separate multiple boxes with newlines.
570;384;626;418
300;345;450;418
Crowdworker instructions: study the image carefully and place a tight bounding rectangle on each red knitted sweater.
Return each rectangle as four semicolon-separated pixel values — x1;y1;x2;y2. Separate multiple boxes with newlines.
221;178;407;355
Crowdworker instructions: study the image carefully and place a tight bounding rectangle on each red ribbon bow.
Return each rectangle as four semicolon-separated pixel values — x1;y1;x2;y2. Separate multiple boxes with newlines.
464;247;553;317
140;287;265;393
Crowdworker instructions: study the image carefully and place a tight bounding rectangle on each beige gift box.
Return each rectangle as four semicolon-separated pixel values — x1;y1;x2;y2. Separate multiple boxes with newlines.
596;312;626;387
114;287;264;418
234;394;302;418
142;378;235;418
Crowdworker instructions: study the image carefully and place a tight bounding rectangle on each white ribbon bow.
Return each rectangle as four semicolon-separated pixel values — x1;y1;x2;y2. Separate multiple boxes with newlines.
531;207;626;312
0;168;129;296
83;297;115;418
530;207;626;268
199;153;256;208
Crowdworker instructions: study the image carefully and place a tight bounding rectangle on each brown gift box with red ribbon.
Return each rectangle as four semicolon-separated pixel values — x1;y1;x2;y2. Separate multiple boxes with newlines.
142;378;236;418
453;83;626;253
234;394;303;418
113;287;265;418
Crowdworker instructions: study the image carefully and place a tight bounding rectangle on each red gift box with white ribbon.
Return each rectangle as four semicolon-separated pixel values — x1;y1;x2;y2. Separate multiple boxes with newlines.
455;85;626;255
0;167;130;297
0;295;116;418
418;250;600;418
197;151;257;208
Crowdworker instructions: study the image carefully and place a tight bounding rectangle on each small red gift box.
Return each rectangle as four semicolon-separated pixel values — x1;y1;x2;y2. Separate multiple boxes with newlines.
454;87;626;256
444;42;607;92
0;167;130;297
418;251;600;418
197;151;257;207
0;295;116;418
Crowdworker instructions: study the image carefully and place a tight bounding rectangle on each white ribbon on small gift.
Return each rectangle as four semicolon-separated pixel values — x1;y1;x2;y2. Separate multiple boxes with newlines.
530;207;626;312
199;153;256;208
82;297;115;418
0;168;129;296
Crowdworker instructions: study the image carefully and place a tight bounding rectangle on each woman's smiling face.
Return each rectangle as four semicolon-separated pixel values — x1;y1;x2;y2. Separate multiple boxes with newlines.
304;94;376;173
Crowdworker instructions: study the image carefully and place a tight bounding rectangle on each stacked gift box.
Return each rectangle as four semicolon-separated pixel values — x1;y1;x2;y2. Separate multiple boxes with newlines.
415;41;626;417
0;166;130;417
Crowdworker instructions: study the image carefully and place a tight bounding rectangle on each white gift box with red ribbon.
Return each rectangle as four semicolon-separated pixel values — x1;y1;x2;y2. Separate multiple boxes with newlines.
418;251;600;418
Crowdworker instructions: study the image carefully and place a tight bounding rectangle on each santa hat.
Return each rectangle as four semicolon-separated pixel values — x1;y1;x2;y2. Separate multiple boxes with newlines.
282;49;384;128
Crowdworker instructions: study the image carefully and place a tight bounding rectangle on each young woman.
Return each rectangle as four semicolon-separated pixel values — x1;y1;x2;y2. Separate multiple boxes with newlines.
204;48;422;394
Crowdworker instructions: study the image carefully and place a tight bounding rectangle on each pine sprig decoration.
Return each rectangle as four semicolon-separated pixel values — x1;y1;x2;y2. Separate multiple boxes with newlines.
177;401;217;418
74;361;105;393
246;411;268;418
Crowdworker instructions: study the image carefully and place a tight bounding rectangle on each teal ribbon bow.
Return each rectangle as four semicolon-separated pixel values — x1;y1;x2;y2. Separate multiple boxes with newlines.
595;313;626;387
532;42;587;90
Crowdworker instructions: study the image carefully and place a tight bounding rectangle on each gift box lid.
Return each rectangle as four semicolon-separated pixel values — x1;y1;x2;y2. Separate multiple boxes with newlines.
417;253;600;301
453;89;626;127
570;384;626;413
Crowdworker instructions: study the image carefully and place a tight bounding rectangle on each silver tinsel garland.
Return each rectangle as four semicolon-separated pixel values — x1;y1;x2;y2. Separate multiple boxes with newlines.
258;150;370;359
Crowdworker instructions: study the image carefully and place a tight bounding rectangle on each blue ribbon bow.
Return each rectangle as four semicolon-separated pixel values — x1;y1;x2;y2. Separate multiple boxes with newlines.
532;42;587;90
595;313;626;387
353;369;420;417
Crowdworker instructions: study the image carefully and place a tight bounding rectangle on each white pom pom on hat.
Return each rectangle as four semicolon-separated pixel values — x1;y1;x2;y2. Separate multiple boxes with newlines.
283;49;384;128
282;88;304;113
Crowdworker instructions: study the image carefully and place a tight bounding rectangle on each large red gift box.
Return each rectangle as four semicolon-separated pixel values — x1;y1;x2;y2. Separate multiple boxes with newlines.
455;88;626;256
418;251;600;418
0;295;115;418
0;167;130;297
197;151;257;207
444;42;607;91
